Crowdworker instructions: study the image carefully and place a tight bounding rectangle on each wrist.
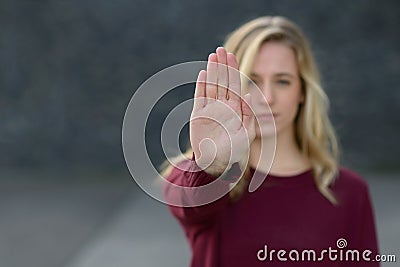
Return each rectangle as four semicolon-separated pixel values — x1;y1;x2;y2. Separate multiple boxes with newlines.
192;153;227;177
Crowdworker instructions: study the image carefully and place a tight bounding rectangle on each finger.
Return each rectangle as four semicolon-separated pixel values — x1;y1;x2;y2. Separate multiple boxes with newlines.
241;93;254;125
193;70;207;111
227;53;241;104
241;93;256;142
206;53;217;101
216;47;228;100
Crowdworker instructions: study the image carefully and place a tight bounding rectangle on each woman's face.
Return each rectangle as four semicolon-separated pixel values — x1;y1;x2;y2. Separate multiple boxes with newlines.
248;41;304;139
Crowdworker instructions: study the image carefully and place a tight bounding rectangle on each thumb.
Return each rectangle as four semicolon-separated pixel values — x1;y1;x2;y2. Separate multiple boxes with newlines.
241;93;255;138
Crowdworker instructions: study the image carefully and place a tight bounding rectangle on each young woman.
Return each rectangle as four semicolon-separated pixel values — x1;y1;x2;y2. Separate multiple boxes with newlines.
162;16;379;266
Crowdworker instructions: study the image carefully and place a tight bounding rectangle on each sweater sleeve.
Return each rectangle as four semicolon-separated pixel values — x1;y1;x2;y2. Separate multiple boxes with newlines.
163;153;238;225
358;185;380;266
335;168;381;266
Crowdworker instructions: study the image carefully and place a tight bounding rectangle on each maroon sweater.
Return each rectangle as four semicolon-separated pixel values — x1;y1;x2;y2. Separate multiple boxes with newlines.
163;155;380;266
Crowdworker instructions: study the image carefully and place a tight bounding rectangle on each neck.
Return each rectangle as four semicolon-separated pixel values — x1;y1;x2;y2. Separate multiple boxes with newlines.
249;125;310;175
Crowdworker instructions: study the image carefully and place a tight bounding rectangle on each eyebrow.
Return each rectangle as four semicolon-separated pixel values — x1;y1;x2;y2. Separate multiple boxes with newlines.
250;72;296;79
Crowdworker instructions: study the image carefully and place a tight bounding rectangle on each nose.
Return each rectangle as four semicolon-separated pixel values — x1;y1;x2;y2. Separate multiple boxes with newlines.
258;83;275;106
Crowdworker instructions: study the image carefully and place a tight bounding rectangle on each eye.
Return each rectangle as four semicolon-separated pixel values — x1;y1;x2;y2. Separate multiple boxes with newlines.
276;79;291;86
247;78;261;89
249;78;260;85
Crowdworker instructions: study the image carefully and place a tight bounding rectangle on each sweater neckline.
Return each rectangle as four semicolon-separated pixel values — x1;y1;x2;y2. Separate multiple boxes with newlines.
249;167;314;181
249;167;314;187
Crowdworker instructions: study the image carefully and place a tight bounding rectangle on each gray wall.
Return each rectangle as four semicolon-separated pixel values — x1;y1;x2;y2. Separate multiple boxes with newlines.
1;0;399;173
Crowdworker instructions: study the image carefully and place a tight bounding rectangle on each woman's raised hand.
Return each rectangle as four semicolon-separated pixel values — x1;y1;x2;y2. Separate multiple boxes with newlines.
190;47;256;176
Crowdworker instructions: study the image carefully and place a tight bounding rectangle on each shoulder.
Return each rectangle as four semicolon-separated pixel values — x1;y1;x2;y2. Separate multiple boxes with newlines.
336;167;369;189
332;166;371;205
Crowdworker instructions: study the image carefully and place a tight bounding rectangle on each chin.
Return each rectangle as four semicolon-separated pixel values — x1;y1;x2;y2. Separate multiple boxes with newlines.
256;124;276;139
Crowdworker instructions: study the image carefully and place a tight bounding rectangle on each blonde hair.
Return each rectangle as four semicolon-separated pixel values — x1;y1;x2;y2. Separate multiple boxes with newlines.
161;16;339;205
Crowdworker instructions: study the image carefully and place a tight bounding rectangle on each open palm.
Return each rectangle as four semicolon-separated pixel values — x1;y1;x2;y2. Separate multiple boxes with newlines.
190;47;255;176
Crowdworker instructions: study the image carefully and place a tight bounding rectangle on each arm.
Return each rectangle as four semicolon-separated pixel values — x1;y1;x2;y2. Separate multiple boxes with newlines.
358;186;380;266
163;153;240;225
163;47;253;225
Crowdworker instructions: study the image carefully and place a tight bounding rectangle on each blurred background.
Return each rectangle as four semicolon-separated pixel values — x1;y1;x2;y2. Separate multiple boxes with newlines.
1;0;399;266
